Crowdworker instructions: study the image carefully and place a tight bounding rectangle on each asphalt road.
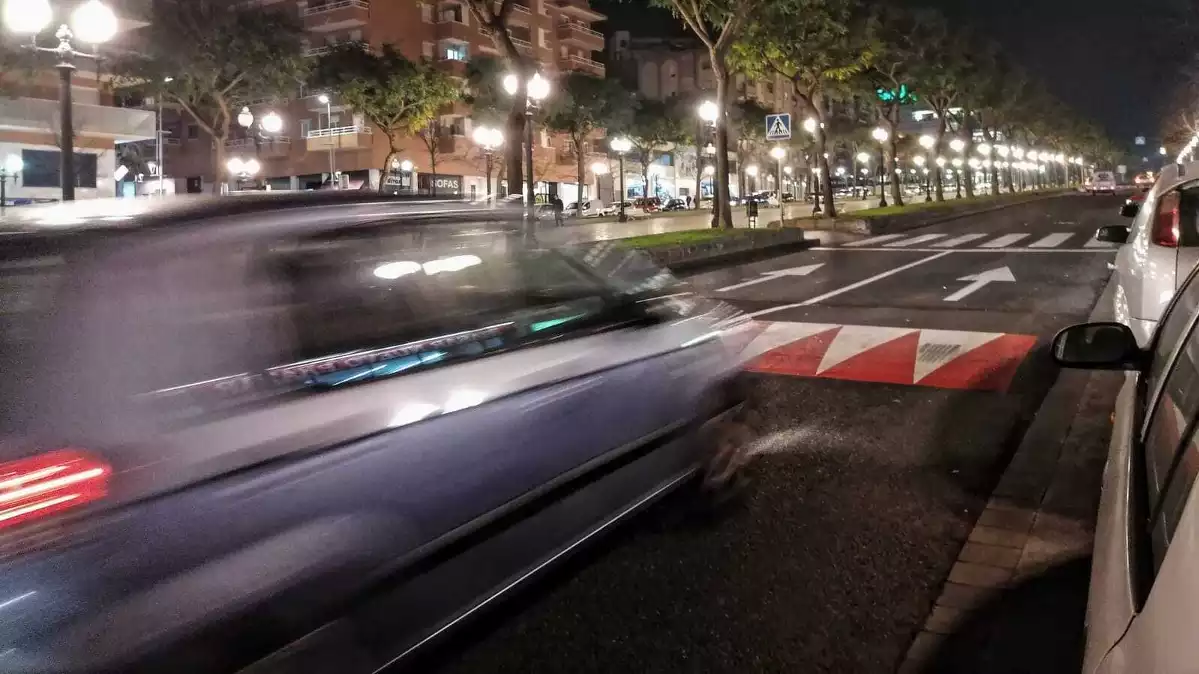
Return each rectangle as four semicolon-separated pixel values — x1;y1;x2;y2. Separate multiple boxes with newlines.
415;194;1124;674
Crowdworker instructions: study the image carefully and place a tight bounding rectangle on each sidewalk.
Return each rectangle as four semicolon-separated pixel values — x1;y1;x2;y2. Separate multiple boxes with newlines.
537;197;876;246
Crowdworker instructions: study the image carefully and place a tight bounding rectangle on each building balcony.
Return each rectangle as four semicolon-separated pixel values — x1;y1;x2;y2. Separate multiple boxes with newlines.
302;0;370;32
305;125;373;151
305;40;370;58
435;17;473;42
225;137;292;157
563;53;604;77
553;0;605;21
0;96;155;141
435;57;470;77
557;21;604;51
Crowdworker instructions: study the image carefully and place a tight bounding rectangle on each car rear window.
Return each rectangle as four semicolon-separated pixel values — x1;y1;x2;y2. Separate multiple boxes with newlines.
1096;172;1115;181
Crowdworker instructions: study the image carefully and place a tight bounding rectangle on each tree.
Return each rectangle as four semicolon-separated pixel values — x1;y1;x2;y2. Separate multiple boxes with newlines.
644;0;768;227
613;97;687;200
854;5;940;207
735;0;872;217
543;73;633;217
909;14;974;201
110;0;307;193
312;44;459;192
463;0;535;209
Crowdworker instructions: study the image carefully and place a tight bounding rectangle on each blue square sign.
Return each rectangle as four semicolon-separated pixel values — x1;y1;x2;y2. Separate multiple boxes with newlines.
766;113;791;140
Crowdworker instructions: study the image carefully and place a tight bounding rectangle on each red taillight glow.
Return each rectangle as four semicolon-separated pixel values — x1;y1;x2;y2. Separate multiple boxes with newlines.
0;451;110;529
1154;193;1182;248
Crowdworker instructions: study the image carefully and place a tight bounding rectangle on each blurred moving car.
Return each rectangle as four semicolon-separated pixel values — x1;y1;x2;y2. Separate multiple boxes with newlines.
1091;170;1118;195
0;194;755;674
1055;261;1199;674
1102;161;1199;345
1134;171;1156;187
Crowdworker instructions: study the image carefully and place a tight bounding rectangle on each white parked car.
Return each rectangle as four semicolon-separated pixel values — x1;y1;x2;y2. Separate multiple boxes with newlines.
565;199;614;218
1091;171;1118;194
1101;160;1199;346
1054;261;1199;674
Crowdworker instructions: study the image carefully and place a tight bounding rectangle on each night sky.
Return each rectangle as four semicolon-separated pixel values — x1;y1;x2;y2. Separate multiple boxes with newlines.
593;0;1184;152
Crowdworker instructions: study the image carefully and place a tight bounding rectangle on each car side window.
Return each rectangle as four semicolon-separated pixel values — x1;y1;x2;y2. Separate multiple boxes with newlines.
1144;332;1199;560
1144;271;1199;401
261;224;628;389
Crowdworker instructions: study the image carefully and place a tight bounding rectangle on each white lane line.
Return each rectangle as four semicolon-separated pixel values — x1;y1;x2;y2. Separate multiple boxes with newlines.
843;234;906;247
885;234;947;247
745;252;952;319
979;233;1030;248
1085;237;1118;248
810;246;1115;254
1028;233;1073;248
933;233;988;248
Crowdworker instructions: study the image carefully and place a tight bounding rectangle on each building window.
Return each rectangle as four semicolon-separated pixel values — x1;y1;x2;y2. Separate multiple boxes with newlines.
446;116;467;136
422;41;434;59
560;46;567;57
420;2;432;22
538;27;548;47
440;4;463;22
349;29;362;41
444;42;467;61
187;124;199;139
21;149;97;189
538;0;548;14
300;119;312;137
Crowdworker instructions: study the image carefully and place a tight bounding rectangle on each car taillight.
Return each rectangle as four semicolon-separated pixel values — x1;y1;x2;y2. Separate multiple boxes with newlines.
0;451;110;529
1154;193;1181;247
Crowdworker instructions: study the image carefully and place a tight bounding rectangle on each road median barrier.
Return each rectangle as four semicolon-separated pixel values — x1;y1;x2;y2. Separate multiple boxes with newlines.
772;189;1070;236
606;227;812;272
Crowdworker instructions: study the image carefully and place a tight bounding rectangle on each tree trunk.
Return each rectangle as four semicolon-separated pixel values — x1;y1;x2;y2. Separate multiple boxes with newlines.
962;118;975;198
380;148;395;193
429;141;438;196
814;120;835;217
694;137;702;209
505;94;525;202
575;135;584;218
887;129;903;207
212;136;227;195
934;116;946;201
713;61;733;228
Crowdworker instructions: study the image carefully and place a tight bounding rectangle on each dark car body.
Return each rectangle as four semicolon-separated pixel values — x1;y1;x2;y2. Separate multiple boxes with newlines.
0;193;748;673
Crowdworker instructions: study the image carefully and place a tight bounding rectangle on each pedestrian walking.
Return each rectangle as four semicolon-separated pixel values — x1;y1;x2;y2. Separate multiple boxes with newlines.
551;195;564;227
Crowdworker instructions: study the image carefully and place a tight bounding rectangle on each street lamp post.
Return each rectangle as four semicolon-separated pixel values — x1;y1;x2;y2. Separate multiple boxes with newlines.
5;0;118;202
503;72;550;228
234;106;283;192
610;137;632;222
698;100;718;213
471;125;503;203
770;146;785;217
918;135;935;202
590;160;608;209
317;94;338;189
871;127;889;208
950;157;963;198
914;154;930;202
856;152;872;198
0;154;22;212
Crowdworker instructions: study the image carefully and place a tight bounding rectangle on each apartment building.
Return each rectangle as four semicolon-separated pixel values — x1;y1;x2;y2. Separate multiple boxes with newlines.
0;2;156;204
158;0;608;202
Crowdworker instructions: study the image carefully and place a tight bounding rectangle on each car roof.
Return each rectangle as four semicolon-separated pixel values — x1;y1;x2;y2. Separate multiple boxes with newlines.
1152;161;1199;194
0;192;523;236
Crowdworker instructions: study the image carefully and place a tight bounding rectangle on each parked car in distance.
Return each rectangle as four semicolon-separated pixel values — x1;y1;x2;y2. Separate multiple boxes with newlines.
632;197;662;213
1091;170;1118;194
1055;259;1199;674
565;199;614;218
1134;170;1156;187
662;198;688;211
0;193;756;674
1102;160;1199;345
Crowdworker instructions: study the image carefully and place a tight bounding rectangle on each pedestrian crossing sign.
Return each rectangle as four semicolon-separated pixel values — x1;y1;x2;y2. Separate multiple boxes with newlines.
766;113;791;140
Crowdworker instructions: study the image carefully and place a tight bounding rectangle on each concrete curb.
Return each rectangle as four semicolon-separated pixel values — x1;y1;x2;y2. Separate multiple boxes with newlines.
618;229;815;273
896;277;1120;673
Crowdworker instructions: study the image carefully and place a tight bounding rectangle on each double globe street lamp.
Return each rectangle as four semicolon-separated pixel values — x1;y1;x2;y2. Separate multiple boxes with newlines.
4;0;118;201
871;127;889;208
228;107;284;191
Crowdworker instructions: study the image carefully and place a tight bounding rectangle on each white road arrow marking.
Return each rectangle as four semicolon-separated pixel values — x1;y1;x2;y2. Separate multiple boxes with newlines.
716;263;824;293
943;266;1016;302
